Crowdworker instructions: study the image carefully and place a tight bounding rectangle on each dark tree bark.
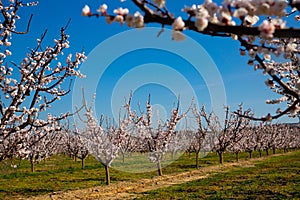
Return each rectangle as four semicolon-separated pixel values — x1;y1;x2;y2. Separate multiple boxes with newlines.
104;165;110;185
218;152;224;164
196;151;200;169
235;152;239;162
259;150;262;158
81;158;85;169
157;160;163;176
30;159;35;173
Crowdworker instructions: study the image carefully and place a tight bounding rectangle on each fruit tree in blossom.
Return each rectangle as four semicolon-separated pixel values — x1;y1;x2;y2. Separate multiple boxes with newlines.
124;94;185;176
20;125;62;172
203;105;252;164
63;128;89;169
190;104;213;168
76;96;128;185
0;1;86;161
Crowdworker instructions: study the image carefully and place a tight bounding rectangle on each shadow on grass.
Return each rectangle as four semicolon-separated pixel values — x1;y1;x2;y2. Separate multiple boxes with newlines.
0;188;54;198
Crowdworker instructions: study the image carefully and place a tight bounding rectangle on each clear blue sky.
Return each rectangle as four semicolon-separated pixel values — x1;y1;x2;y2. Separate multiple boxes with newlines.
9;0;297;123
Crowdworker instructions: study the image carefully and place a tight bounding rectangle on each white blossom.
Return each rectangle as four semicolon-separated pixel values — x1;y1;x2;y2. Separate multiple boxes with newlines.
233;7;248;19
114;15;124;25
113;7;129;15
97;4;108;14
134;12;144;28
244;15;259;26
172;17;185;30
195;16;208;31
82;5;91;16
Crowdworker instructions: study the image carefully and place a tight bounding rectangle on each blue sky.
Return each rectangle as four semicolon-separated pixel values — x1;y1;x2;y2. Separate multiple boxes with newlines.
8;0;298;123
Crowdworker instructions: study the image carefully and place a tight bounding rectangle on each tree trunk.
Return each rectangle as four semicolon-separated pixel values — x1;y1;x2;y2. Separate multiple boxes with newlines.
266;149;269;156
30;159;35;173
157;160;163;176
249;150;253;159
104;165;110;185
81;158;85;169
235;152;239;162
196;151;199;169
272;148;276;154
218;152;224;164
259;150;262;157
122;152;125;163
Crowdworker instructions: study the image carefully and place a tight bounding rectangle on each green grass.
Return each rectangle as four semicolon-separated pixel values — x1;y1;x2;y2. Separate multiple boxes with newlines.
0;150;298;199
138;150;300;200
0;153;195;199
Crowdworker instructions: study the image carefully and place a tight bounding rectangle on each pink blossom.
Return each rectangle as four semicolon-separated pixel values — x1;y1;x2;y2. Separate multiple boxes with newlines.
258;20;275;38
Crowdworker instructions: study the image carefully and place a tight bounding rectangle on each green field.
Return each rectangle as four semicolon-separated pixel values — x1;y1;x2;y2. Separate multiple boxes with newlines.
0;150;299;199
139;151;300;200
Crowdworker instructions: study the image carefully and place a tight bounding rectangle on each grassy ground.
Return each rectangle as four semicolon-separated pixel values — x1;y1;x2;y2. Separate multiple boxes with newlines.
138;150;300;200
0;149;297;199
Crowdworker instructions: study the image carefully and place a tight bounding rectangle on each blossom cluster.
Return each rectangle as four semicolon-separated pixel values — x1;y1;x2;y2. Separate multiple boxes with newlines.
82;0;286;41
82;4;144;28
172;0;289;40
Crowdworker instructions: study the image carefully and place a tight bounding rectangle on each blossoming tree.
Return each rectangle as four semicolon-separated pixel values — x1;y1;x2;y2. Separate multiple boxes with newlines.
76;95;128;185
202;105;252;164
261;122;285;155
63;129;89;169
190;105;212;168
20;125;62;172
239;125;258;158
0;1;86;161
279;124;300;152
83;0;300;121
124;94;185;176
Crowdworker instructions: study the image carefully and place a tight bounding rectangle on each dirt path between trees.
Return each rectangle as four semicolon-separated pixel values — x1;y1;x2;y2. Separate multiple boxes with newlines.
23;155;282;200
